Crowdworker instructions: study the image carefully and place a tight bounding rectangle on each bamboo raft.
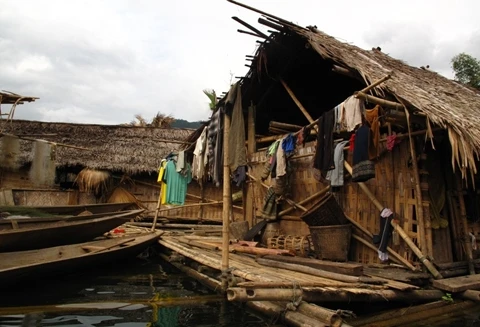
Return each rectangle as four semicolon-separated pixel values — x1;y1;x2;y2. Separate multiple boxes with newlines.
157;231;480;327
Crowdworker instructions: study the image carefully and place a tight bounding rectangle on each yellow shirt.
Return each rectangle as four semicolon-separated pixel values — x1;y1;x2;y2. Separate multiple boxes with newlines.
157;160;167;204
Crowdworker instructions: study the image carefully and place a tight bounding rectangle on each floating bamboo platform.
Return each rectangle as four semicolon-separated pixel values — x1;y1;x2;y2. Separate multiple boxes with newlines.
157;231;480;327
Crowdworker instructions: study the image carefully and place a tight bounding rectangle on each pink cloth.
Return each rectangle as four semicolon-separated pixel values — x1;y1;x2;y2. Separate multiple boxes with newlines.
386;135;397;151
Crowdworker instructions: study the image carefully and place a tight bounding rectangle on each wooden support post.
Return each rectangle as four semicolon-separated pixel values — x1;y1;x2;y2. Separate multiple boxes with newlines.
280;79;315;124
344;161;443;279
404;107;430;258
355;92;403;110
222;106;232;290
245;103;256;229
456;176;476;275
151;188;163;232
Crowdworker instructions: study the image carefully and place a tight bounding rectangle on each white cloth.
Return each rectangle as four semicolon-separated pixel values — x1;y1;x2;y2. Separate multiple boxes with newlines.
326;140;349;186
334;102;344;132
342;96;364;132
378;250;389;262
380;208;393;218
275;137;287;177
192;127;207;180
175;151;185;172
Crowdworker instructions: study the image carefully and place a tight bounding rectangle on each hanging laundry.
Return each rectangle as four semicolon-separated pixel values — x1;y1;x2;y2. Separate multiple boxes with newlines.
226;82;247;172
365;105;381;160
348;133;355;152
192;127;207;180
386;134;401;151
352;125;375;182
373;208;394;262
175;151;185;173
333;102;345;132
342;95;365;132
276;137;287;177
164;160;192;205
261;187;278;221
157;159;168;205
313;109;335;173
326;140;349;187
207;108;224;187
232;165;246;187
282;133;296;156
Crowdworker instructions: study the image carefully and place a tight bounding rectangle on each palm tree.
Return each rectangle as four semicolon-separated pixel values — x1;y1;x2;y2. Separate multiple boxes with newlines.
124;113;175;128
203;89;217;111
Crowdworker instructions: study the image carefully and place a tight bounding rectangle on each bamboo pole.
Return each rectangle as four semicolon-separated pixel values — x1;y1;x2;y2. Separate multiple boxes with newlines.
358;73;392;94
151;187;163;232
245;103;256;228
222;108;232;290
159;253;222;291
227;287;303;302
278;185;330;216
344;161;443;279
461;290;480;302
246;301;327;327
456;175;476;275
256;258;383;284
0;133;90;150
280;79;315;124
156;201;223;212
404;106;430;257
187;193;243;210
355;92;403;110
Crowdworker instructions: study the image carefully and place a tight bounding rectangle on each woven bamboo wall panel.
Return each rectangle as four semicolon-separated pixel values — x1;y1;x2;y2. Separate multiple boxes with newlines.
12;190;95;206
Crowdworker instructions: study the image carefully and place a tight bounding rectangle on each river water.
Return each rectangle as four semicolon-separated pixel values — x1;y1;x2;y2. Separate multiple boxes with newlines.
0;253;479;327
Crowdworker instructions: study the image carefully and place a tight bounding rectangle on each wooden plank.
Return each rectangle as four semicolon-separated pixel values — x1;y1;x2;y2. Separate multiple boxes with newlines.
364;266;430;286
433;273;480;292
261;254;364;276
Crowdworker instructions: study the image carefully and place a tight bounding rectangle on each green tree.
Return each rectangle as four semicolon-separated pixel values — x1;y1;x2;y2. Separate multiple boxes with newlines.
451;53;480;89
203;89;217;110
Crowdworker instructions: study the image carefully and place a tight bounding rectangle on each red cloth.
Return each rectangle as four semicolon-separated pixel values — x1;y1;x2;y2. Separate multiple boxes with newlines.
387;134;397;151
349;133;355;152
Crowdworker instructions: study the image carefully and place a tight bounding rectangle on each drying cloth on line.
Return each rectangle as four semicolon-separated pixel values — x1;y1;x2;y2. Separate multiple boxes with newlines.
342;95;364;132
313;109;335;172
326;140;350;187
282;133;296;156
226;82;247;172
175;151;185;173
208;107;224;186
365;105;381;160
276;137;287;177
352;125;375;182
261;187;278;221
192;127;207;180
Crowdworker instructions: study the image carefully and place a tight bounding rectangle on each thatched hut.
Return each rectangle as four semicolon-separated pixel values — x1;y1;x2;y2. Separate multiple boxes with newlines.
173;5;480;278
0;119;192;209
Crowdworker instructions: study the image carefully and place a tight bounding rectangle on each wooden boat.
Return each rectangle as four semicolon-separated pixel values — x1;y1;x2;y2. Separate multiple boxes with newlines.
8;202;136;216
0;209;145;252
0;233;160;286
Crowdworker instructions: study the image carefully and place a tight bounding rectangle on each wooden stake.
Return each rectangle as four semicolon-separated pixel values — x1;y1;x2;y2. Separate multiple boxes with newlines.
344;161;443;279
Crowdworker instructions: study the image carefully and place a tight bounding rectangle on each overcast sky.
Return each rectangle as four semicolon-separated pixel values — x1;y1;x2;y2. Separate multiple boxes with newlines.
1;0;479;125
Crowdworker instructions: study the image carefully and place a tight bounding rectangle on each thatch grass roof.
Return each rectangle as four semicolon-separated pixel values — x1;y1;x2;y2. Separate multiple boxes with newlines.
0;119;193;174
0;91;38;105
291;26;480;150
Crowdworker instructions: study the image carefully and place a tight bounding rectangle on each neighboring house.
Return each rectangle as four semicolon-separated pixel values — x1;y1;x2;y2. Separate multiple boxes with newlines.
0;119;192;210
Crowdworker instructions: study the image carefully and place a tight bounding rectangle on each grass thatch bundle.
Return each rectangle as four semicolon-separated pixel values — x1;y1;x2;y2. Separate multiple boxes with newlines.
29;140;56;186
0;135;21;170
75;168;111;194
107;186;144;208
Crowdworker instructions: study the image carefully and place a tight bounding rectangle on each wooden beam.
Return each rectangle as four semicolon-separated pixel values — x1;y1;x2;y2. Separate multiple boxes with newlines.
232;16;268;39
280;79;314;124
359;73;392;94
356;92;403;110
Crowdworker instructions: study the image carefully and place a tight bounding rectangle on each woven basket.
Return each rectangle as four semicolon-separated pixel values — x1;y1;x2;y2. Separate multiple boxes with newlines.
300;193;348;226
267;235;311;257
309;224;352;261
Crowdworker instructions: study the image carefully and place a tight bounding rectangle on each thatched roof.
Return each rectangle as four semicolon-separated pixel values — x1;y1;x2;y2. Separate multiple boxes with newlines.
0;119;193;174
292;26;480;149
0;91;38;105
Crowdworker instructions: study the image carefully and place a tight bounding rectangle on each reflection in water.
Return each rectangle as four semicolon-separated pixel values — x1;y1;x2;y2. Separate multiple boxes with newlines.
0;257;272;327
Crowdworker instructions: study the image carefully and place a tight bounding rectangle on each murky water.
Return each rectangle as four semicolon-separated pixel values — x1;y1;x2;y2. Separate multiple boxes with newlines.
0;256;276;327
0;253;479;327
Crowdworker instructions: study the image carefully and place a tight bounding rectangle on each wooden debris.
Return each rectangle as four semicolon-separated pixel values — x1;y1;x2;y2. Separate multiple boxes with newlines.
433;273;480;292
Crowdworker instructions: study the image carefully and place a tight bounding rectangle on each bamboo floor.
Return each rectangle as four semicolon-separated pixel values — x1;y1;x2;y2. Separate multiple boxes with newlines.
157;231;480;327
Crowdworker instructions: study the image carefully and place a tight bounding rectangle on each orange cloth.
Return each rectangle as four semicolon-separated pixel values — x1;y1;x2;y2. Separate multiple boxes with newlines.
365;105;381;160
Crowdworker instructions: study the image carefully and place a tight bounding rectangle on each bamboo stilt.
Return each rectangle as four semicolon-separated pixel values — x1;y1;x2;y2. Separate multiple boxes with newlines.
456;175;475;275
246;301;327;327
344;161;443;279
151;188;163;232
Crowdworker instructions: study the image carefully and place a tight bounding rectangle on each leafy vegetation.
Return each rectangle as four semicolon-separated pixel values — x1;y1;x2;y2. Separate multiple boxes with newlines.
451;53;480;89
